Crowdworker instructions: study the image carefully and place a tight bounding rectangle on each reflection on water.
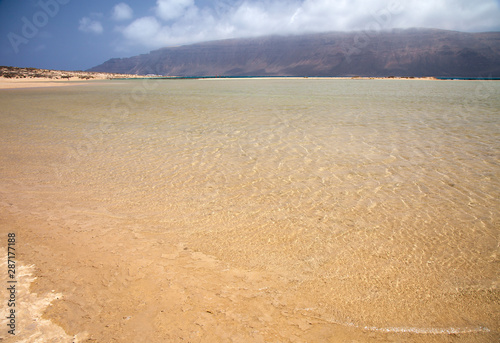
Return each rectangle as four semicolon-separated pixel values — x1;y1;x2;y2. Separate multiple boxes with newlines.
0;79;499;337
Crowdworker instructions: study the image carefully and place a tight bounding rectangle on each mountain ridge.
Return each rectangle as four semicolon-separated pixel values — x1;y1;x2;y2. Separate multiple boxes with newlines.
88;28;500;77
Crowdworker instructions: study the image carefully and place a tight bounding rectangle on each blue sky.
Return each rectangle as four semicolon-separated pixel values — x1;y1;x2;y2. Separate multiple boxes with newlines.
1;0;500;71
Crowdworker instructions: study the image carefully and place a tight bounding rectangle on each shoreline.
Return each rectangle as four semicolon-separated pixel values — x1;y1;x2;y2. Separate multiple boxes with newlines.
0;75;439;90
0;78;96;89
2;73;497;90
0;66;145;89
2;66;498;89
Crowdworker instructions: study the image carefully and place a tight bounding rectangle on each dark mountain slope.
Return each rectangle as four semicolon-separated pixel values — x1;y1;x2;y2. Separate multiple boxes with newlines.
89;29;500;77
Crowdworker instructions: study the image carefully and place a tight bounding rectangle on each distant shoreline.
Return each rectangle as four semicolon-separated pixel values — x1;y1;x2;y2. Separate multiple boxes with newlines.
1;66;498;89
0;66;144;89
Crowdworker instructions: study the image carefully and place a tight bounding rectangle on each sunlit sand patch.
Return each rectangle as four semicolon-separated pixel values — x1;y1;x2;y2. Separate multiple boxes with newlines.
0;79;92;90
0;248;87;342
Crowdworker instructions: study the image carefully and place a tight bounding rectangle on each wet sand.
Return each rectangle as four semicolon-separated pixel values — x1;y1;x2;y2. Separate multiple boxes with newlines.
3;195;490;342
0;79;498;342
0;205;394;342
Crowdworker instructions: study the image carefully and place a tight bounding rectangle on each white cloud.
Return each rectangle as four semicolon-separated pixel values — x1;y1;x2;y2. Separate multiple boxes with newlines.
112;3;133;21
123;16;163;44
78;17;103;34
156;0;195;21
117;0;500;49
396;0;500;32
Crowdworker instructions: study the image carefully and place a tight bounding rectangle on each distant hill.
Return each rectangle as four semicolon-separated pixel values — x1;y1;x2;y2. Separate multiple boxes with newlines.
88;28;500;77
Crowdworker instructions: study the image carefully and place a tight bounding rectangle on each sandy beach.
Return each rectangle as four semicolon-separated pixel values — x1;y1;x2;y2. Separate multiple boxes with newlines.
0;66;440;90
0;67;147;89
0;78;93;89
0;76;440;90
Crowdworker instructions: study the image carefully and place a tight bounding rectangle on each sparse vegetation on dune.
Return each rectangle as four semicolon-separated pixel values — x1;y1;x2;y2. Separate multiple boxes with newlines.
0;66;142;80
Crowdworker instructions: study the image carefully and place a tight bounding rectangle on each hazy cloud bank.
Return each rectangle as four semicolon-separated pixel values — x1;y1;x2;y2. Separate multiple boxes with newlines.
84;0;500;49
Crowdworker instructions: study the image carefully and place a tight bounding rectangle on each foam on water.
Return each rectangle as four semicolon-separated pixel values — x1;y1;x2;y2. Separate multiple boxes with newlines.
0;249;88;342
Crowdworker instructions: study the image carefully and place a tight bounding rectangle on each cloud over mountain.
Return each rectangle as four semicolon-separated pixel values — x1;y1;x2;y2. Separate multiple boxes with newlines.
113;0;500;49
89;28;500;77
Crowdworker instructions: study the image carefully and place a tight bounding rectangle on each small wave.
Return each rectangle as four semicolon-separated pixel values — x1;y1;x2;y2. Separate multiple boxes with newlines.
360;325;490;334
297;308;490;335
